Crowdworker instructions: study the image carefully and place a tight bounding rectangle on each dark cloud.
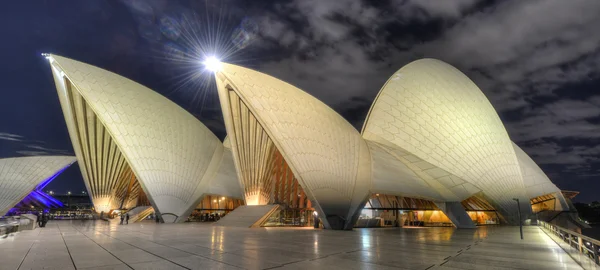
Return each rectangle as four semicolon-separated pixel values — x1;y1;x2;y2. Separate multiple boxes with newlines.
0;132;23;142
1;0;599;201
246;0;600;199
507;99;600;141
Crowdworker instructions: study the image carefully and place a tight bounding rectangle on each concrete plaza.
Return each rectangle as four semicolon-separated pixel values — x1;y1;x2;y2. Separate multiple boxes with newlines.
0;220;584;270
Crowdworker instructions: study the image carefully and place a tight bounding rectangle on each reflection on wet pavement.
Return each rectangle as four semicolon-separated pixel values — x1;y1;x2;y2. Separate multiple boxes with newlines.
0;220;584;269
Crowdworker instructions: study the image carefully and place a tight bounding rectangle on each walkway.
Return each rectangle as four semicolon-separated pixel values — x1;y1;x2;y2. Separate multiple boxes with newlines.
0;221;583;270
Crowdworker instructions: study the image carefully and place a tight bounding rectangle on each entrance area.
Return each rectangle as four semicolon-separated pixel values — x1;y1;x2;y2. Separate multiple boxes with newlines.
355;194;453;227
259;150;315;227
467;211;500;225
261;208;315;227
461;195;501;225
188;195;244;222
530;193;560;213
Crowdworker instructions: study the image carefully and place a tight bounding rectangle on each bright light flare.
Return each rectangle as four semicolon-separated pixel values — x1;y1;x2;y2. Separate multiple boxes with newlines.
202;56;222;72
42;53;54;63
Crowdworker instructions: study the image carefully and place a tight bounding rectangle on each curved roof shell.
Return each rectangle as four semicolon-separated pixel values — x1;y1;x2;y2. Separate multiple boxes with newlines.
0;156;75;216
513;142;568;209
48;55;225;221
363;59;529;221
215;63;371;229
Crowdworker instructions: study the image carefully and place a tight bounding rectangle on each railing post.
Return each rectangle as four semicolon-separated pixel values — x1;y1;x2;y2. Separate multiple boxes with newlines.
593;243;600;265
560;228;564;240
540;220;600;266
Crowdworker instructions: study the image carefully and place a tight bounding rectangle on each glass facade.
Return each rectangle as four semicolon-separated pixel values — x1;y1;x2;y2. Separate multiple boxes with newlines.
402;210;454;227
355;194;453;227
261;208;315;227
467;211;500;225
188;195;244;222
530;194;559;213
253;149;317;227
461;195;501;225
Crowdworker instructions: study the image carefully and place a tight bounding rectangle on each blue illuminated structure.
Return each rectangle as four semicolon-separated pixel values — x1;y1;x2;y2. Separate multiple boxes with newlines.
13;164;71;210
21;190;64;208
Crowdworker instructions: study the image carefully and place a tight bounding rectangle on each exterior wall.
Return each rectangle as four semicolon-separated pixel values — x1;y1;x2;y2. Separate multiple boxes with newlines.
0;156;76;216
368;140;481;202
215;63;372;230
48;55;224;222
368;141;448;201
206;148;244;199
363;59;529;224
513;142;568;210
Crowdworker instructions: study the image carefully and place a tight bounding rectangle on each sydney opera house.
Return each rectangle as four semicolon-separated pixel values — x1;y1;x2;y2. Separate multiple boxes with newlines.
0;54;578;230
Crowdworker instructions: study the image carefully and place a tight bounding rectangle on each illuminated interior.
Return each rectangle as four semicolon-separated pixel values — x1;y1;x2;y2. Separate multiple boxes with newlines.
356;194;453;227
461;195;501;225
188;195;244;221
530;193;560;213
260;207;316;227
258;150;315;226
467;211;500;225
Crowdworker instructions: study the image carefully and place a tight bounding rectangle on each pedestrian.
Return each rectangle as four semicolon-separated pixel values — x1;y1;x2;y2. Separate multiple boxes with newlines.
37;212;42;227
155;214;160;224
41;213;48;227
125;213;130;225
120;214;124;225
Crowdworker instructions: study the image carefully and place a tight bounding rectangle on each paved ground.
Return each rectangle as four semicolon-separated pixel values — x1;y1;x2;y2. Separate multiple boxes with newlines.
0;220;584;270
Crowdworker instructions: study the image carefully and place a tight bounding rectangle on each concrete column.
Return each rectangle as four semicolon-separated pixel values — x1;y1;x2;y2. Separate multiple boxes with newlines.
435;202;476;229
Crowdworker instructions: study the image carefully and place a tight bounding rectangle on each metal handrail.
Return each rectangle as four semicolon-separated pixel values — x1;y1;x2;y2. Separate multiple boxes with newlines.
539;220;600;265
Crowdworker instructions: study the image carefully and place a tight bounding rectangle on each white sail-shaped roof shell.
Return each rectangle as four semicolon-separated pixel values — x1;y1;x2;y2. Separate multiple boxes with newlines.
363;59;530;222
0;156;75;216
513;143;568;209
215;63;371;229
48;55;226;222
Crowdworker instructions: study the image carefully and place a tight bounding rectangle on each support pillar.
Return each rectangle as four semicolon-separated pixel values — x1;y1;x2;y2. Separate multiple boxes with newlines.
435;202;476;229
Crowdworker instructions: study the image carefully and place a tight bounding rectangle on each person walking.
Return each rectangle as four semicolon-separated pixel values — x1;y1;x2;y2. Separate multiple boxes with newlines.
41;213;48;227
37;212;43;227
120;214;124;225
125;213;130;225
155;214;160;224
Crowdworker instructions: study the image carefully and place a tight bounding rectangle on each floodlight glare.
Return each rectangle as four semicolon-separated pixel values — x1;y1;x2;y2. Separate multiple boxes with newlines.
203;56;222;72
42;53;54;63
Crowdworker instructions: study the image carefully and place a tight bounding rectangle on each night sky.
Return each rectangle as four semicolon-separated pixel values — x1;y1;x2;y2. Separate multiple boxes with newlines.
1;1;599;202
